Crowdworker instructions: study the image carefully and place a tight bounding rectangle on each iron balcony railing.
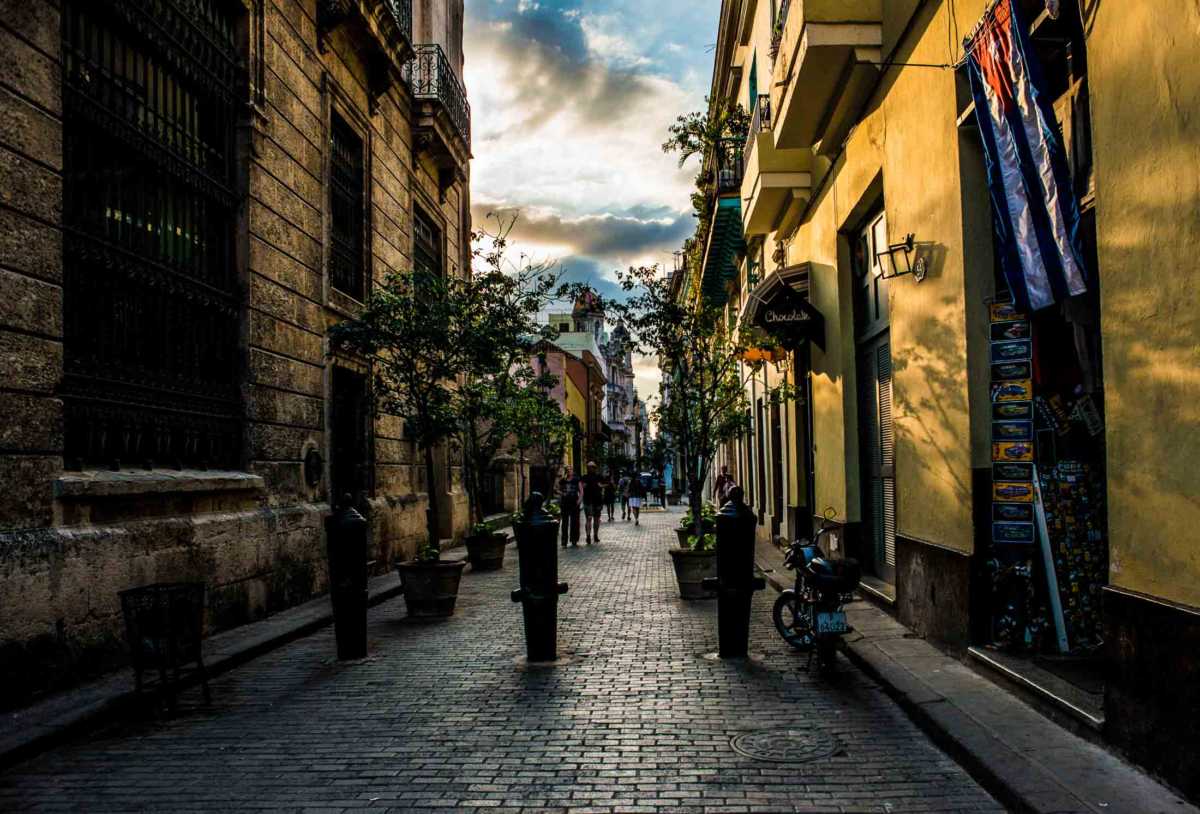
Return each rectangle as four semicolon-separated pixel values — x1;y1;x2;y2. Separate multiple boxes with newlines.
383;0;412;46
406;43;471;148
745;94;772;160
714;137;744;196
770;0;791;58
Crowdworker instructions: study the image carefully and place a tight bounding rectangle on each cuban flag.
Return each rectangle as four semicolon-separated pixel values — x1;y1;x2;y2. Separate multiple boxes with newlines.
966;0;1087;311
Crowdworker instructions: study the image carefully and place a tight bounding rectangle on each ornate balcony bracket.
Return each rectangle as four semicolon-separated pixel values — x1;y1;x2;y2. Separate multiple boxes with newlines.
368;53;394;115
317;0;353;54
318;0;414;104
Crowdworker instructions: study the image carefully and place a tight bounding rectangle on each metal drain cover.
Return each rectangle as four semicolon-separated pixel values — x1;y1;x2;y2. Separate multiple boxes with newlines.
730;728;839;763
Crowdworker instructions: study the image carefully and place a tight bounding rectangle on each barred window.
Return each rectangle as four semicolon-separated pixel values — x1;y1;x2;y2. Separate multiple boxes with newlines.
413;205;443;281
329;113;366;300
61;0;243;470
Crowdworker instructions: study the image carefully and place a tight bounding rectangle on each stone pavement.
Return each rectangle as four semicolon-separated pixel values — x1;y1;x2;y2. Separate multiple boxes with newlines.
0;508;1001;813
755;538;1198;814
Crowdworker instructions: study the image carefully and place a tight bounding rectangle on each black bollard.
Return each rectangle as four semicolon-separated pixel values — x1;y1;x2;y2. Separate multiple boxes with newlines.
702;486;765;658
511;493;569;662
325;495;368;660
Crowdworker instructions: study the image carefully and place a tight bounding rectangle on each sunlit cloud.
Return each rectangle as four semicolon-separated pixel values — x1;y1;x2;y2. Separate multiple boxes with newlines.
465;0;720;428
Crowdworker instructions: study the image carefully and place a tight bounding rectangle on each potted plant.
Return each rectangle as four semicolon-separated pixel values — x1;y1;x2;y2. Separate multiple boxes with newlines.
329;262;474;618
464;520;508;572
669;531;718;599
676;503;717;548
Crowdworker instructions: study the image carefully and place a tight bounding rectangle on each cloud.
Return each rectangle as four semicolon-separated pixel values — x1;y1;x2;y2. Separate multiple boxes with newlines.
473;205;693;267
464;0;720;425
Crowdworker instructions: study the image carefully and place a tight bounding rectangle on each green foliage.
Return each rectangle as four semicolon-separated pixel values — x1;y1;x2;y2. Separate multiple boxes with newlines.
330;213;568;551
416;542;441;563
661;100;751;168
686;533;717;552
469;520;495;537
679;502;718;530
596;264;794;543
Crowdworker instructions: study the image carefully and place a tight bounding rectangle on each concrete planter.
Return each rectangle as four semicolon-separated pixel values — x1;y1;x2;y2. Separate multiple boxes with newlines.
395;559;467;618
669;548;718;600
465;533;508;572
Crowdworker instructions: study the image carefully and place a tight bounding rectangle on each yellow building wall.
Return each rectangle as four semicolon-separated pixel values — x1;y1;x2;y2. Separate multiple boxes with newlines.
563;367;586;469
784;0;995;553
1088;1;1200;609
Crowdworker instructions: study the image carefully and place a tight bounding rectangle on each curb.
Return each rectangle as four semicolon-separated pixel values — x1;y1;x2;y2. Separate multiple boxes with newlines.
0;578;405;772
755;557;1063;814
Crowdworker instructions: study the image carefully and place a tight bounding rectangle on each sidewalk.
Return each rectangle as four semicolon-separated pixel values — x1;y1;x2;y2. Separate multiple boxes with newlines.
0;565;420;770
754;536;1197;814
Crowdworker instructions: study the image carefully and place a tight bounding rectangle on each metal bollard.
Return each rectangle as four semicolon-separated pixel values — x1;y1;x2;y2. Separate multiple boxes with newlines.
511;493;569;662
701;487;765;658
325;495;368;661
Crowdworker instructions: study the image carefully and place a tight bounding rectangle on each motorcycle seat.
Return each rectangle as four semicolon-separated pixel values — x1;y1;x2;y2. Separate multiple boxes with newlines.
806;556;861;594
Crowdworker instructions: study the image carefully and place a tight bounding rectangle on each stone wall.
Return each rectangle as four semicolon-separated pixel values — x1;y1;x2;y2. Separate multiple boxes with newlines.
0;0;471;709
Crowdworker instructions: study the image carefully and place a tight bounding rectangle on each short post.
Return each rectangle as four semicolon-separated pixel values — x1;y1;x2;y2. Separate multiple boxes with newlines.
702;487;765;658
325;496;368;661
511;493;569;662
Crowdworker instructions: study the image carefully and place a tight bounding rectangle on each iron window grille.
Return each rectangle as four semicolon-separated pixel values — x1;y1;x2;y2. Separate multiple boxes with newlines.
329;114;366;300
405;43;471;148
714;138;745;195
413;206;443;282
60;0;243;471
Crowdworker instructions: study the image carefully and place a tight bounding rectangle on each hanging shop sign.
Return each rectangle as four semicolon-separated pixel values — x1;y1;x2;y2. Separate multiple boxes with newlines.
751;284;825;351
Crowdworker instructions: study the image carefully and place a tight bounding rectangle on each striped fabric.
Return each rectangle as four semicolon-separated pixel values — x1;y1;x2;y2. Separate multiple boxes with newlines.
966;0;1087;311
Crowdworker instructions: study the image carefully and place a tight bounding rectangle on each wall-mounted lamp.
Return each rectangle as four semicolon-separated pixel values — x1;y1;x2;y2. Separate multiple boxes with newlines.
872;233;928;282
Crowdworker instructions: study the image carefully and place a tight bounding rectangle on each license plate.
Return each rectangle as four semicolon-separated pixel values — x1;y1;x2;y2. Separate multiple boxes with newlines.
816;611;848;635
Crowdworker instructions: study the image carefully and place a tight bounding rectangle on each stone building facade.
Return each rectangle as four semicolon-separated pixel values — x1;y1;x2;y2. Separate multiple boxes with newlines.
0;0;472;706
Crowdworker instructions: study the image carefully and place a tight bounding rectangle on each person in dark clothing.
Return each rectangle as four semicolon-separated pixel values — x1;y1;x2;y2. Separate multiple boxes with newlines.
628;474;648;526
603;472;617;522
557;468;581;547
581;461;604;544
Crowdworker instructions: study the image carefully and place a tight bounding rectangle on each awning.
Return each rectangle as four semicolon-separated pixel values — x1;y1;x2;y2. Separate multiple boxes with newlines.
740;262;825;351
700;197;745;304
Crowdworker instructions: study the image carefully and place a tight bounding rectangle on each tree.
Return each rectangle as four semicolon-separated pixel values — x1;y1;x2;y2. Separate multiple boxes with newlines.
329;269;473;560
454;223;563;526
608;265;791;546
330;216;563;557
510;365;572;501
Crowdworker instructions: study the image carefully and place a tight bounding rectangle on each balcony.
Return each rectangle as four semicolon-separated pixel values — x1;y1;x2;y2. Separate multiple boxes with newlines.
699;138;746;304
741;94;813;237
770;0;882;153
405;43;472;178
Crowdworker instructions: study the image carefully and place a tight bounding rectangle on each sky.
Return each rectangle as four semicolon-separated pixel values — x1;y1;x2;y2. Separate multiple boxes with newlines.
463;0;721;414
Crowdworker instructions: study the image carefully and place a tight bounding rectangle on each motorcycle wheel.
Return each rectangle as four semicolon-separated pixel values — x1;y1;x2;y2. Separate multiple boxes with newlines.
773;590;815;651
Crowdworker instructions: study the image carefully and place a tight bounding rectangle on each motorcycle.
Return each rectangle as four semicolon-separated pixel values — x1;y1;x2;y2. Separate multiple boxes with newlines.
772;513;862;669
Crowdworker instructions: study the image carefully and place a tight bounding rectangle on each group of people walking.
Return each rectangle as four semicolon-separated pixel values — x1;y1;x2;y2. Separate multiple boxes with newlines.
556;462;653;547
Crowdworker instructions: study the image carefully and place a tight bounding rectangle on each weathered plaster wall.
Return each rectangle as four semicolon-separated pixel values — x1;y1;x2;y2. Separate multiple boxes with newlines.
786;0;987;554
1087;0;1200;610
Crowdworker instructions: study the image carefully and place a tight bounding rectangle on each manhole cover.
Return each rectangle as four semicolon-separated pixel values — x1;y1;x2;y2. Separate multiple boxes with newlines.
730;728;839;763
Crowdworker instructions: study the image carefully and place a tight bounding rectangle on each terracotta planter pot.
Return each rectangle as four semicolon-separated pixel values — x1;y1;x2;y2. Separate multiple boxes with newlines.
395;559;467;618
465;533;508;572
669;548;718;600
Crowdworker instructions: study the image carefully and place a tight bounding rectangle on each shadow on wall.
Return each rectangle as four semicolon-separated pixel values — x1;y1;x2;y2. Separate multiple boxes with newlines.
889;286;973;511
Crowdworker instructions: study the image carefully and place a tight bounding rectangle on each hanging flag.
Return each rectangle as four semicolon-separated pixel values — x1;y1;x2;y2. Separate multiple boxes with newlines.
965;0;1087;311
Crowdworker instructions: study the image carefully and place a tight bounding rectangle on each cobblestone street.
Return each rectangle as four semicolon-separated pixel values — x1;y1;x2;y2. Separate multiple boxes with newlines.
0;508;1001;813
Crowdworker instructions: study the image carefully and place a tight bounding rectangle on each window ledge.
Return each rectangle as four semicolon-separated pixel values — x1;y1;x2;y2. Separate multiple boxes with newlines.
54;470;266;500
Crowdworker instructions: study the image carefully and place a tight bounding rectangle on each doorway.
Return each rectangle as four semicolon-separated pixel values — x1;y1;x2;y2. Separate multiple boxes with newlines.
853;211;896;584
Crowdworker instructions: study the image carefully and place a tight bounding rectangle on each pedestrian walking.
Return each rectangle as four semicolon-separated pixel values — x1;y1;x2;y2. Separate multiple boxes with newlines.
714;465;735;505
628;473;647;526
618;472;632;521
603;472;617;522
581;461;604;544
557;468;581;547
